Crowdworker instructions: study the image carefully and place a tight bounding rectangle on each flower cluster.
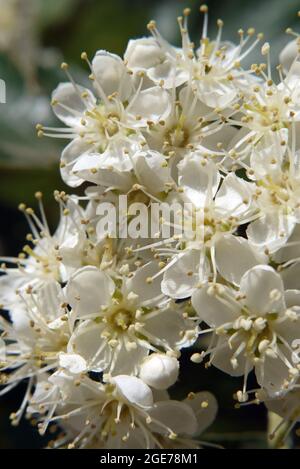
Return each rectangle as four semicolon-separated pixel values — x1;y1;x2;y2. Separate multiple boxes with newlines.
2;5;300;448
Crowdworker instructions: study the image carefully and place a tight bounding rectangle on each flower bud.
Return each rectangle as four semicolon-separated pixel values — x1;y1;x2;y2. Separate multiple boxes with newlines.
139;354;179;389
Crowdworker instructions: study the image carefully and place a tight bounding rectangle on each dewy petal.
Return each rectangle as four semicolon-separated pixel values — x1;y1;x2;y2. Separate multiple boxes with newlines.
66;266;115;317
178;156;220;208
52;82;96;127
148;400;198;436
184;391;218;435
247;212;295;254
215;234;266;286
240;265;285;315
214;173;254;217
92;50;133;100
192;285;239;327
60;138;91;187
128;86;171;124
161;250;201;299
112;375;153;407
133;150;172;194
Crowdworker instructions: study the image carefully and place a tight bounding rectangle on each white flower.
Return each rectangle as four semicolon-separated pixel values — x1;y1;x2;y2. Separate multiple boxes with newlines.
192;265;300;399
133;10;261;109
139;353;179;390
262;380;300;441
27;372;217;449
150;157;259;298
66;263;197;375
228;61;300;166
247;144;300;254
40;51;171;188
143;84;237;169
0;282;71;425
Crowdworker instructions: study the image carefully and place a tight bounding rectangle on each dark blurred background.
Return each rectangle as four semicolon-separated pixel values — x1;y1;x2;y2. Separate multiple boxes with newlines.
0;0;299;449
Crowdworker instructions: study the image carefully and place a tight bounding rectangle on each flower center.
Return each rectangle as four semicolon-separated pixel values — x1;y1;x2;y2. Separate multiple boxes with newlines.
165;122;190;148
217;311;277;363
243;96;288;131
108;308;134;332
184;208;235;245
257;173;299;213
82;103;121;152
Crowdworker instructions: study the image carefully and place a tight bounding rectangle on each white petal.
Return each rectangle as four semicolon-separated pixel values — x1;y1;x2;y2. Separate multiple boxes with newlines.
281;263;300;290
214;173;254;217
280;39;299;73
0;338;6;361
192;285;239;327
215;234;265;286
52;82;95;127
59;232;85;269
125;261;163;304
128;86;171;124
60;139;91;187
66;267;115;317
255;349;292;397
72;151;134;190
184;391;218;435
92;50;132;99
110;342;149;376
274;291;300;343
68;321;109;372
196;79;237;109
240;265;285;315
249;130;288;180
144;306;197;349
212;337;248;377
247;213;295;254
112;375;153;407
178;156;220;208
124;38;165;70
148;400;198;436
36;282;64;322
161;251;202;299
133;150;172;194
148;62;188;89
58;352;87;374
273;225;300;264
